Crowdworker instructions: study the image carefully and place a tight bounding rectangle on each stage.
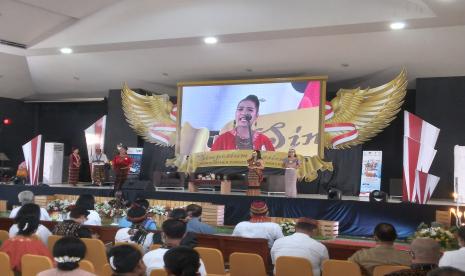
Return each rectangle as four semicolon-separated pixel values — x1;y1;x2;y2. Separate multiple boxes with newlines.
0;183;456;238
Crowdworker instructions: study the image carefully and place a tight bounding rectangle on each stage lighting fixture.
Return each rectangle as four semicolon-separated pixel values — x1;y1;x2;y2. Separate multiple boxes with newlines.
369;190;388;202
327;188;342;200
2;118;12;125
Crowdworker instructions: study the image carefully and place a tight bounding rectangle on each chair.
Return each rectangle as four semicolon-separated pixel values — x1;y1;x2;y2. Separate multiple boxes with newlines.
229;252;267;276
102;263;113;276
0;230;9;243
275;256;313;276
79;260;95;273
114;241;144;253
322;260;362;276
47;234;62;252
195;247;227;275
150;243;162;251
153;171;185;191
21;254;53;276
0;252;14;276
82;238;109;276
373;265;410;276
150;268;168;276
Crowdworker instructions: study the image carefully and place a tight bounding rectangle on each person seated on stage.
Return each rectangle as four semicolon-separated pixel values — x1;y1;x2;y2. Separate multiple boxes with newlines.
271;217;329;276
108;244;146;276
9;190;51;221
439;226;465;271
119;198;156;230
143;219;207;276
386;238;440;276
115;205;155;253
9;203;52;244
186;204;216;235
428;267;465;276
232;200;284;248
152;208;198;248
38;236;96;276
348;222;411;276
75;194;102;226
53;206;93;238
164;246;202;276
1;212;53;273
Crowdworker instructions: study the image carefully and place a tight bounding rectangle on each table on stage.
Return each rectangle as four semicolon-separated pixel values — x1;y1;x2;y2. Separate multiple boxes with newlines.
188;179;231;194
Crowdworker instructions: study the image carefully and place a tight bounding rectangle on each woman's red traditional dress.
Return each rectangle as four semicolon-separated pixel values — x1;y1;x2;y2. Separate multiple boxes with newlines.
112;154;132;190
247;158;264;196
68;153;81;185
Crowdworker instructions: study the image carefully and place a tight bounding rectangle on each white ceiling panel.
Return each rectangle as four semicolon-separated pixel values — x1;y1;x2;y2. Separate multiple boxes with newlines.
0;52;34;98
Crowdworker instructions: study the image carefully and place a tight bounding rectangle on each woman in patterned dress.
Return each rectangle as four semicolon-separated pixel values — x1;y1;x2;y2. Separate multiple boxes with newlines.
247;150;264;196
283;148;300;197
112;145;133;191
68;147;81;186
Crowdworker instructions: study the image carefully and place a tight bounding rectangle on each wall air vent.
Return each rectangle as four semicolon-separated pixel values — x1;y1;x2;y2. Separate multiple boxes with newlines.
0;39;26;49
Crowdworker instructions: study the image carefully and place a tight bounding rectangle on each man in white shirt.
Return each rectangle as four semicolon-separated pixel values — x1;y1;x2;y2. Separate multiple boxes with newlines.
232;200;283;248
90;148;108;186
271;217;329;276
439;226;465;271
143;219;207;276
9;190;51;221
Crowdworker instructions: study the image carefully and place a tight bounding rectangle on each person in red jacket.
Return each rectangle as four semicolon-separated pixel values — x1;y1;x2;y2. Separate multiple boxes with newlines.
112;145;132;191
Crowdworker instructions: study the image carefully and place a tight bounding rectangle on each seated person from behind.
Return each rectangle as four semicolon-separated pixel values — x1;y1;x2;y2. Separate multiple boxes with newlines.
186;204;216;234
9;203;51;245
108;244;146;276
427;267;465;276
75;194;102;226
232;200;284;248
143;219;207;276
152;208;198;248
119;198;156;230
271;217;329;276
115;205;154;252
386;238;440;276
53;206;92;238
164;246;202;276
348;222;412;276
439;226;465;272
9;190;51;221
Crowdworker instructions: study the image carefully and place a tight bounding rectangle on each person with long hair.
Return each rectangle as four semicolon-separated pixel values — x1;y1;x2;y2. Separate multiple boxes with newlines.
68;146;81;186
283;148;300;197
108;245;146;276
211;94;275;151
9;203;52;244
164;246;202;276
115;205;154;252
38;236;95;276
247;150;264;196
112;145;133;191
1;212;53;273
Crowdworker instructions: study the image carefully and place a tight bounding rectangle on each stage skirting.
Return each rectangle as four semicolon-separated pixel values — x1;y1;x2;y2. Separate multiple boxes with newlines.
0;184;449;238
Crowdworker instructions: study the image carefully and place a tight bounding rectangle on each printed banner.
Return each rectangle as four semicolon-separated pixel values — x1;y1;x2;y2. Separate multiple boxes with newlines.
22;135;42;185
85;115;107;162
360;151;383;196
127;147;143;175
454;145;465;203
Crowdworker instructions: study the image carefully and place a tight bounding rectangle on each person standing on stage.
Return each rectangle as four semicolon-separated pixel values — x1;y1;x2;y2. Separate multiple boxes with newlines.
283;148;300;198
112;145;132;191
68;147;81;186
247;150;264;196
90;148;108;186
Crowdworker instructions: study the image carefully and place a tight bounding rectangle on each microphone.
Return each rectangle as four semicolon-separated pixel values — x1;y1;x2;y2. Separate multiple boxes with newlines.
244;114;252;121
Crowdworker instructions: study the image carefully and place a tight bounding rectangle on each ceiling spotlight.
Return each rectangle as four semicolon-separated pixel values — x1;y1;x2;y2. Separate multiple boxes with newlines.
60;47;73;54
162;72;169;77
390;22;406;30
204;37;218;44
341;63;349;68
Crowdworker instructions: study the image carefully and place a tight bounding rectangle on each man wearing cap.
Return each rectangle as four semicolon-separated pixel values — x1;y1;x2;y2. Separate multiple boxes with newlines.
90;148;108;186
115;205;155;252
271;217;329;276
232;201;283;248
9;190;51;221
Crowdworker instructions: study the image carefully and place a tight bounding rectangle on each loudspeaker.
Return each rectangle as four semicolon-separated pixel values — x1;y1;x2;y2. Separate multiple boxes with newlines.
121;179;154;191
389;178;403;197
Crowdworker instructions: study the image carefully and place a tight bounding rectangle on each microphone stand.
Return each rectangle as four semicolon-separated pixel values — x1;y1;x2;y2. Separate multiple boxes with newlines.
246;118;253;150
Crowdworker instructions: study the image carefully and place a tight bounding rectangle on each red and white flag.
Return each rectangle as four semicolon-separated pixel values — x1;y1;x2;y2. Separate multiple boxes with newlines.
22;135;42;186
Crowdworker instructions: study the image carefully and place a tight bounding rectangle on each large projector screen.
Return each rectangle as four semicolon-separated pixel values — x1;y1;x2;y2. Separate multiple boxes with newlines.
177;77;326;158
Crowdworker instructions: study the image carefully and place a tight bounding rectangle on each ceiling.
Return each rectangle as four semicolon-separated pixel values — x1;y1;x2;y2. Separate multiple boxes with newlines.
0;0;464;100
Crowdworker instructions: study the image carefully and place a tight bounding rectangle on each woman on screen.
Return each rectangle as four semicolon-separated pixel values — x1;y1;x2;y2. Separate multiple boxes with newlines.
247;150;264;196
211;94;275;151
283;148;300;198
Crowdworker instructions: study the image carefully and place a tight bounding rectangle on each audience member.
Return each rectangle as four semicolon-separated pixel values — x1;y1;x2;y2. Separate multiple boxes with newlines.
427;267;465;276
119;198;156;230
232;200;283;248
9;203;52;244
38;236;96;276
0;212;53;273
115;205;154;252
53;206;92;238
387;238;441;276
439;226;465;271
143;219;207;276
164;246;202;276
271;217;329;276
75;194;102;226
348;223;411;276
186;204;215;234
9;190;51;221
153;208;198;248
108;244;146;276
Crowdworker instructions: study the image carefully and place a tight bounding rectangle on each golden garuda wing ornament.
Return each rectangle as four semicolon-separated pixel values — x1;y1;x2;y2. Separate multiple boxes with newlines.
121;83;177;146
324;69;407;149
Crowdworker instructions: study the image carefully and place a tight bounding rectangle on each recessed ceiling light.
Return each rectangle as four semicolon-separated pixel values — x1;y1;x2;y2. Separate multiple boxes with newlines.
73;76;80;80
245;68;253;72
60;47;73;54
162;72;169;77
204;37;218;44
341;63;349;68
390;22;406;30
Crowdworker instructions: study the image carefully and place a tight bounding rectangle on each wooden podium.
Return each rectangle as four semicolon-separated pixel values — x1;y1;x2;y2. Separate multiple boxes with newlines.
188;179;231;194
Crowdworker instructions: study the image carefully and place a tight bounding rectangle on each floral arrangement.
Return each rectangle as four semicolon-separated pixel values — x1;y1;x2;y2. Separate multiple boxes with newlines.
413;222;458;250
147;205;170;216
47;199;73;212
95;201;127;218
280;221;296;236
